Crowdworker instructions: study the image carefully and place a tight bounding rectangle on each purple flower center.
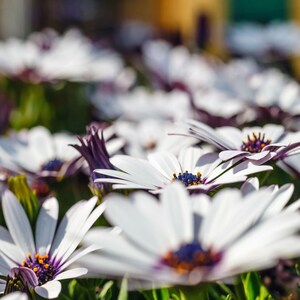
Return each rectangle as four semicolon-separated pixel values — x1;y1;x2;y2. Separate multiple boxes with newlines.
41;159;63;172
22;253;58;285
172;171;203;187
161;242;222;273
241;132;271;153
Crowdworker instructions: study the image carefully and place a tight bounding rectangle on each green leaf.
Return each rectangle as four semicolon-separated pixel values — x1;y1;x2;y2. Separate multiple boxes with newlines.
216;281;236;299
160;288;170;300
241;272;272;300
118;277;128;300
98;281;114;300
171;290;187;300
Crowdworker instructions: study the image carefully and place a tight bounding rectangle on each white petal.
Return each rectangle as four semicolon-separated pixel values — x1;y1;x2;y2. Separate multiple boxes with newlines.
0;251;17;274
263;124;285;143
0;226;24;264
241;177;259;196
214;190;274;249
83;227;157;265
60;245;100;271
50;201;86;258
78;252;154;279
59;201;105;264
220;160;273;178
285;198;300;212
28;126;55;162
148;152;181;179
224;212;300;269
161;183;193;244
219;150;248;161
247;151;270;161
104;193;169;255
35;197;59;255
200;189;243;247
1;292;28;300
2;191;35;256
55;268;87;280
51;198;97;261
215;126;243;148
262;184;294;218
110;155;166;186
35;281;62;299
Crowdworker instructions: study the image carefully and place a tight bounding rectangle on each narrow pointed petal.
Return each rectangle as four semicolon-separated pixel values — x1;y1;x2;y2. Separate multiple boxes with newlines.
161;183;193;244
51;198;97;261
59;201;105;264
54;268;88;280
241;178;259;195
0;226;24;264
35;197;59;255
2;191;35;256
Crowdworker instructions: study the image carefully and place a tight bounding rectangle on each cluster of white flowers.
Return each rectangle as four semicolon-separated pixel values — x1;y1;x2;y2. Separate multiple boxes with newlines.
0;29;300;299
228;22;300;57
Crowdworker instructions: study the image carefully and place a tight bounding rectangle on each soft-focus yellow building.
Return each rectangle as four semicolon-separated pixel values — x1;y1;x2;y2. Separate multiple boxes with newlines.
120;0;300;60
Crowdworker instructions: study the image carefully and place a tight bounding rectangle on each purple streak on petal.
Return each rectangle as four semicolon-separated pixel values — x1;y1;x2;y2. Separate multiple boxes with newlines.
10;267;39;288
274;141;300;160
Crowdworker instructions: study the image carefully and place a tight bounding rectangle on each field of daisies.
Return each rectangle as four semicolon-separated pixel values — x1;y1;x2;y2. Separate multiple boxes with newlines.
1;28;300;300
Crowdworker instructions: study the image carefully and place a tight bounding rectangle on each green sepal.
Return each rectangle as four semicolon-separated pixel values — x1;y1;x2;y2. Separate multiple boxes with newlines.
241;272;272;300
8;175;40;226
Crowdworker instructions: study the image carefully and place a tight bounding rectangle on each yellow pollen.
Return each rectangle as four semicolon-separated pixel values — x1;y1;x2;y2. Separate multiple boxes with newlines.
33;267;38;272
27;253;31;258
44;264;49;269
39;259;44;264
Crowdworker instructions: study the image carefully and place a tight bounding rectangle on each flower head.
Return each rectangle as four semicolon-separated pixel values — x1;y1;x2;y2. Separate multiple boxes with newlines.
183;120;300;163
79;183;300;287
94;147;272;193
71;125;124;193
0;29;126;83
0;126;80;179
0;191;104;298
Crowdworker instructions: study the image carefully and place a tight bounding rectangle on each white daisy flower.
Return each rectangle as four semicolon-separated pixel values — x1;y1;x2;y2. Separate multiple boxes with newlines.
228;22;300;58
0;29;127;83
79;182;300;287
94;147;272;193
183;120;300;163
0;126;80;178
142;40;217;91
0;191;104;298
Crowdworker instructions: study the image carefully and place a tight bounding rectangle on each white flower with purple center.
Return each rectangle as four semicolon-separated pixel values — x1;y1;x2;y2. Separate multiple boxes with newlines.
142;40;217;91
94;147;272;193
0;126;80;178
183;120;300;163
0;191;104;298
79;182;300;286
0;29;127;83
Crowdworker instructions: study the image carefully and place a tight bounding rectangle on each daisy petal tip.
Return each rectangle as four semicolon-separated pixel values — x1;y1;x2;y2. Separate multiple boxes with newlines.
35;280;62;299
